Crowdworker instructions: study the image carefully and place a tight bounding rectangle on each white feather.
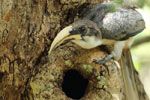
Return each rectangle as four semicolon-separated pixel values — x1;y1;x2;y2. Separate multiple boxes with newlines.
72;36;103;49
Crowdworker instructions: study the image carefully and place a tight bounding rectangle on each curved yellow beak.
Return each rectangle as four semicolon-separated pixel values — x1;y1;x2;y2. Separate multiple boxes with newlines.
48;25;82;55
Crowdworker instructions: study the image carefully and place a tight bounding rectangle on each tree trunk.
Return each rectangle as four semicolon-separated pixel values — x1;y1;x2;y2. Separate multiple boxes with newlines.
0;0;148;100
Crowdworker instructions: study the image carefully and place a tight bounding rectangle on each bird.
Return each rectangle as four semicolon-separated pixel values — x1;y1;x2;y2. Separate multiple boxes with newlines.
48;1;145;100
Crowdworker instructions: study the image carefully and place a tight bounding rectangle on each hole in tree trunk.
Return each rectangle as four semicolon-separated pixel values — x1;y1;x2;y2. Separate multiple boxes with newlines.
62;69;89;99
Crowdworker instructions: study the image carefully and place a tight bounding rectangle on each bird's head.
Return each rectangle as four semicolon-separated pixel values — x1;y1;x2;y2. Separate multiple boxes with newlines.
48;19;102;55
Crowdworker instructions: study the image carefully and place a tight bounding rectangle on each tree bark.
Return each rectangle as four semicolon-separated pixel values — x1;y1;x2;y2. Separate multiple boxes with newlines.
132;36;150;47
0;0;148;100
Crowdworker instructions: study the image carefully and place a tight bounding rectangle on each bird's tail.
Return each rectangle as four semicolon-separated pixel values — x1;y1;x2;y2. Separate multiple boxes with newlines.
119;48;139;100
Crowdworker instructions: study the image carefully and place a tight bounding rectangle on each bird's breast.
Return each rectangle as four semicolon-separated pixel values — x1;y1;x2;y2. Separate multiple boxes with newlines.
72;36;103;49
102;39;116;45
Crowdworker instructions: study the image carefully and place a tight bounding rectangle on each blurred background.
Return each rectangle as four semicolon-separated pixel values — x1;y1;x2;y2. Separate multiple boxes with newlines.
129;0;150;98
131;0;150;72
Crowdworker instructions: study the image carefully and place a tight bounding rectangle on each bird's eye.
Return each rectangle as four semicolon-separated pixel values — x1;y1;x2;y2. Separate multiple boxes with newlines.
79;26;86;33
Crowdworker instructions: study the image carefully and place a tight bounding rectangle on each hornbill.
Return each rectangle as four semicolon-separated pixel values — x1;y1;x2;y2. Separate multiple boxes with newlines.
49;2;145;100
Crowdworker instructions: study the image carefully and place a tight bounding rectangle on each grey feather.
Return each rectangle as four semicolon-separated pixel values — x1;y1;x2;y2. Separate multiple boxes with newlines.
83;2;145;40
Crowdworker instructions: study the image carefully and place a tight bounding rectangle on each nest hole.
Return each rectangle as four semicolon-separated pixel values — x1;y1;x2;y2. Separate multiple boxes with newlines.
62;69;89;99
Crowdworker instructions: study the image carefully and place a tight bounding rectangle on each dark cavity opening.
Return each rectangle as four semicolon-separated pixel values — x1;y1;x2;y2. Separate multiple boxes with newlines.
62;69;89;99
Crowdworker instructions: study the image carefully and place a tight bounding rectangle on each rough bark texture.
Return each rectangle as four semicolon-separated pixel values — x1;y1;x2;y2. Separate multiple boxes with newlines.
0;0;148;100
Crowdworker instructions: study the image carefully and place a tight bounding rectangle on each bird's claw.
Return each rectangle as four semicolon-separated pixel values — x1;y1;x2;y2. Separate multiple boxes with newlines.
93;53;114;64
93;58;107;64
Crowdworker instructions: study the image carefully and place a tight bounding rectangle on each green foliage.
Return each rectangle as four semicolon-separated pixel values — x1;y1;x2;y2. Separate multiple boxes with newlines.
114;0;124;4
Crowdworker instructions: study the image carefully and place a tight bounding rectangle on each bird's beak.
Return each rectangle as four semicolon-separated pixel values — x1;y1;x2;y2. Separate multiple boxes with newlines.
48;25;82;55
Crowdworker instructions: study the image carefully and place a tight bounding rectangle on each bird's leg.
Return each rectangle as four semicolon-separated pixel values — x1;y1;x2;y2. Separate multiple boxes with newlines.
93;41;125;64
93;52;114;64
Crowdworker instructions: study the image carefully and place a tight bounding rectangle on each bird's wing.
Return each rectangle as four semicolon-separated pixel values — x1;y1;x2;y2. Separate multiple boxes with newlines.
84;2;145;41
101;9;145;40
